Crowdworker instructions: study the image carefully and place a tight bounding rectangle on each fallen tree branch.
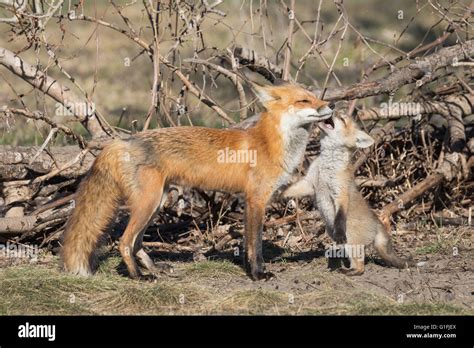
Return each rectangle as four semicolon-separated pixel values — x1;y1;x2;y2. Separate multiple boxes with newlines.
0;204;73;234
142;241;195;252
358;93;473;152
326;40;474;100
357;94;473;122
3;149;90;188
380;173;445;220
265;210;321;228
0;145;95;181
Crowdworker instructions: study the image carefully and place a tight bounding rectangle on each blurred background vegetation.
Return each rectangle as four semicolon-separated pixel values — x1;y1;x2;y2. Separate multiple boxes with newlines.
0;0;469;145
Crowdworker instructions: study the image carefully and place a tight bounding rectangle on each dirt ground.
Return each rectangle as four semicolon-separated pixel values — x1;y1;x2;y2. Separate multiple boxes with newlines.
0;224;472;315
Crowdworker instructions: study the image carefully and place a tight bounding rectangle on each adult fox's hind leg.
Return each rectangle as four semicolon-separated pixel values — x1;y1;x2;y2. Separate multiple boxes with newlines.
119;167;170;279
135;185;173;276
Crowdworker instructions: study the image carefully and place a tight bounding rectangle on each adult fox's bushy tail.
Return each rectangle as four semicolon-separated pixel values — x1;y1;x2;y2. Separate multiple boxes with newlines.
61;83;334;280
61;142;125;276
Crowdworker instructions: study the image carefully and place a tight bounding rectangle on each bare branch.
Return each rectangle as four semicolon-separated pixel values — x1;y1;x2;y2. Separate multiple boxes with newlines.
0;47;110;138
281;0;295;81
321;39;474;101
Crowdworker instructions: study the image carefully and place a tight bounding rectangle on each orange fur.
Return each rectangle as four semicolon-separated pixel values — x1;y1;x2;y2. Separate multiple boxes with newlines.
61;83;330;279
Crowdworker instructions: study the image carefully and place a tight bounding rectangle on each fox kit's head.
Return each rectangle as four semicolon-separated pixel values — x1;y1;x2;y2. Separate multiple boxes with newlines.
252;83;333;128
319;113;374;150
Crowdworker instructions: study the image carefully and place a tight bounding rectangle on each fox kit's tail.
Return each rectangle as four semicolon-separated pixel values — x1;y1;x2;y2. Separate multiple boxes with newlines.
61;142;125;276
374;226;414;269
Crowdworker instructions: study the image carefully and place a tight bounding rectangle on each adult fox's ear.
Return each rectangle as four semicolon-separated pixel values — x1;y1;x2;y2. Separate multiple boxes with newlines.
249;82;276;104
355;130;375;148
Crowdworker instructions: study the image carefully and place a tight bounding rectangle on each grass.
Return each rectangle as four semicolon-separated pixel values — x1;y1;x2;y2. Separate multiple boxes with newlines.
354;303;467;315
416;242;445;255
0;256;470;315
0;263;204;315
414;225;468;255
215;290;286;315
185;259;245;279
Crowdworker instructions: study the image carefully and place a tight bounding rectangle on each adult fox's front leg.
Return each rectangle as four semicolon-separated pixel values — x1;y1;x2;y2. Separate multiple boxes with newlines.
244;194;272;280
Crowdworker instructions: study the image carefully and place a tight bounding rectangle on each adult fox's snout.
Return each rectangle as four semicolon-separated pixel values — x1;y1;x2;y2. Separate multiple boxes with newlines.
317;105;334;119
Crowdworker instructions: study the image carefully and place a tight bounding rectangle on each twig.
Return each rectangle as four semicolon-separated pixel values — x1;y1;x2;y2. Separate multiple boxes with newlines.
63;14;235;124
29;127;58;164
233;46;283;83
143;0;161;131
184;57;248;119
319;21;348;99
143;241;195;252
0;107;87;148
281;0;295;81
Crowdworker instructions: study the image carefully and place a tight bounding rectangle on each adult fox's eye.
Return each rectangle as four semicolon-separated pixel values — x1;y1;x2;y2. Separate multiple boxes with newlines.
298;99;310;103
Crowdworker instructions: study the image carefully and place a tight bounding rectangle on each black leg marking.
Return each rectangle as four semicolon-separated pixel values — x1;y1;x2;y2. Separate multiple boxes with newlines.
334;208;347;244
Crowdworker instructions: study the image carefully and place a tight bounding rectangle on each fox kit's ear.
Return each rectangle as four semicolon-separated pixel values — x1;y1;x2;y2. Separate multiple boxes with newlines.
355;130;374;148
250;83;275;104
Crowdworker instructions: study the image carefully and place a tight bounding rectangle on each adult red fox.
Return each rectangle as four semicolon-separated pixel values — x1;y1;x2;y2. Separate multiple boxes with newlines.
283;114;413;275
61;83;333;280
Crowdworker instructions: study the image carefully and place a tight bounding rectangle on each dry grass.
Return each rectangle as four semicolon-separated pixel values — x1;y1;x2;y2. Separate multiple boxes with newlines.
0;256;469;315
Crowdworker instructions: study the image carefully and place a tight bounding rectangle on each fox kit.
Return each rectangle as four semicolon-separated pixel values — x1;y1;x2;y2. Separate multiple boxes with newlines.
283;114;413;275
61;83;333;280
